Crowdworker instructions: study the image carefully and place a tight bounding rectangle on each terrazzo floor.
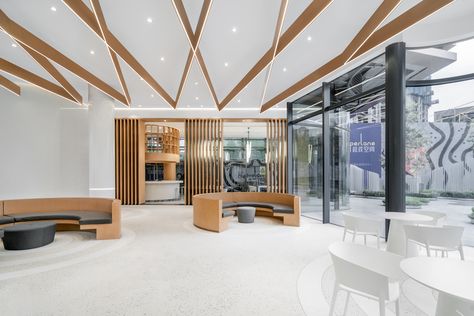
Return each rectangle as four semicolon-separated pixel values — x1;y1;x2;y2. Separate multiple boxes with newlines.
0;205;472;315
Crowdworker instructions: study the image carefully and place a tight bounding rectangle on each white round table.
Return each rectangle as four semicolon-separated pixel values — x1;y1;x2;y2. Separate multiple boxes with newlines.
383;212;432;256
401;257;474;316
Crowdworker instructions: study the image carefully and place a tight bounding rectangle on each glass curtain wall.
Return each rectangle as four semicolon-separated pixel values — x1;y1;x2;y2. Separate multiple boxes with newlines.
293;117;323;220
328;92;386;226
289;38;474;246
405;38;474;245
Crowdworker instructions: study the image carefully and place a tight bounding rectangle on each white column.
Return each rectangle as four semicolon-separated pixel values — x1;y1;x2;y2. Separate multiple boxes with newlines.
88;86;115;198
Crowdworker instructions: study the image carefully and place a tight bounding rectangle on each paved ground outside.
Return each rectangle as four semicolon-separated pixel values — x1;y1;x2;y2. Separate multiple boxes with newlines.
301;196;474;246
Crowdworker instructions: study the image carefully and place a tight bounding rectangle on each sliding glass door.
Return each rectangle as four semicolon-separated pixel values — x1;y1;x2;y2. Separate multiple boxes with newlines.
292;116;323;220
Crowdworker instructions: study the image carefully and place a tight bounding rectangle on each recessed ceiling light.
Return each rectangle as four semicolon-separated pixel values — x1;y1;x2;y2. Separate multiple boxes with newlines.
282;67;287;72
90;50;95;55
160;56;165;62
11;43;17;48
237;99;241;103
194;81;199;85
150;94;154;98
140;77;144;81
147;17;153;23
195;97;199;100
307;36;312;42
164;119;167;122
232;27;237;33
50;6;57;12
137;104;142;107
224;62;229;67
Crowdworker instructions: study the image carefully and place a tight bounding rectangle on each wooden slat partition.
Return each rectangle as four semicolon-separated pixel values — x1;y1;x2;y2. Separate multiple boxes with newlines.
266;119;287;193
115;119;145;205
185;119;224;205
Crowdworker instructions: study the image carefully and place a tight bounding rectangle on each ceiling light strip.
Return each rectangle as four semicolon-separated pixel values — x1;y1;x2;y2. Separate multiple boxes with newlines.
0;74;21;96
341;0;403;63
219;0;333;111
172;0;218;108
260;0;454;113
61;1;174;108
175;49;193;104
0;10;127;105
350;0;454;61
0;58;78;103
259;0;289;108
19;42;83;104
89;0;131;106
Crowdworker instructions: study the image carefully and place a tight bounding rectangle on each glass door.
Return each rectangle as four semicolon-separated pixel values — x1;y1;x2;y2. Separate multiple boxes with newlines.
292;115;323;220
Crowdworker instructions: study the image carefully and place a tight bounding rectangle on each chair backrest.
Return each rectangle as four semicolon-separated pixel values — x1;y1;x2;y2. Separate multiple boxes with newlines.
413;211;446;226
426;225;464;249
342;212;382;233
328;242;402;300
405;225;464;249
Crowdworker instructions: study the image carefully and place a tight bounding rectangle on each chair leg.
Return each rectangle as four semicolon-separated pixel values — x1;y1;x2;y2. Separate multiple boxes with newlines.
352;231;356;242
459;245;465;260
364;235;367;245
376;235;380;249
328;284;338;316
395;299;400;316
379;297;386;316
342;229;347;241
425;245;431;257
343;292;350;316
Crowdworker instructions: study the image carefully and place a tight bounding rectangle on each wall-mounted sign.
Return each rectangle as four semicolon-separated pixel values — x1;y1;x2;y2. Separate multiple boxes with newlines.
349;123;381;176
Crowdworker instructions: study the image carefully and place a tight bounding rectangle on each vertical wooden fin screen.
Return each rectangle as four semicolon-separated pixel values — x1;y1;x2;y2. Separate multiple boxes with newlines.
185;119;224;205
115;119;145;205
266;119;287;193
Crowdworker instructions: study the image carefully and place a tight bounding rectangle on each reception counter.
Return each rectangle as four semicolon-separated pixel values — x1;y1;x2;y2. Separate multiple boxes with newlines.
145;181;182;201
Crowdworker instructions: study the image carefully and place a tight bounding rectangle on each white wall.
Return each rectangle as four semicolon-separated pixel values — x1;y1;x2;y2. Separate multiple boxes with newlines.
0;84;89;199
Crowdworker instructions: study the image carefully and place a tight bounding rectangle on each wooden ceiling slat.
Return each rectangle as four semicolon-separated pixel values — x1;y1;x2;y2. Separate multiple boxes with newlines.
218;0;333;110
19;43;82;104
172;0;218;107
90;0;131;106
350;0;454;61
0;9;127;104
175;49;193;103
259;0;289;107
62;0;175;107
1;58;77;103
341;0;403;63
260;0;453;113
0;74;21;96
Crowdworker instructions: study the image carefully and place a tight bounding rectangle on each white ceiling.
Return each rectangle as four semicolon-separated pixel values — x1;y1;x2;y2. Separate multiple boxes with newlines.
1;0;474;114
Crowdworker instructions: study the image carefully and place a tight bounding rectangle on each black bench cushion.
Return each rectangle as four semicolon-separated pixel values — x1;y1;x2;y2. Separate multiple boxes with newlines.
237;202;274;209
222;202;239;209
271;204;294;214
238;202;294;213
12;211;112;225
0;216;14;225
222;210;234;218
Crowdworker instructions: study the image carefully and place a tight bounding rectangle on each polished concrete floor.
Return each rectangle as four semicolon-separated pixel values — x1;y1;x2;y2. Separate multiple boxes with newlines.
0;205;472;315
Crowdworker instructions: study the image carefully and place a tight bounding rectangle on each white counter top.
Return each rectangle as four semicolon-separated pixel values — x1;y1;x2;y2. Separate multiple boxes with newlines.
145;181;182;201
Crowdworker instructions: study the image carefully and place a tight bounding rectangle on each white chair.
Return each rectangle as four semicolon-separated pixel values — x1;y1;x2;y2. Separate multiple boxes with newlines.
342;212;383;249
412;211;446;226
404;225;465;260
328;242;404;316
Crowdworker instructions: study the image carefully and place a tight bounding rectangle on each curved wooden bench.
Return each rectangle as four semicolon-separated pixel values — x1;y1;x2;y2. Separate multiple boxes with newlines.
0;198;121;240
193;192;300;232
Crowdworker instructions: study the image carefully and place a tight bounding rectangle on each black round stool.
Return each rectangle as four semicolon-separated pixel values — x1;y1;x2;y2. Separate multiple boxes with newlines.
2;222;56;250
